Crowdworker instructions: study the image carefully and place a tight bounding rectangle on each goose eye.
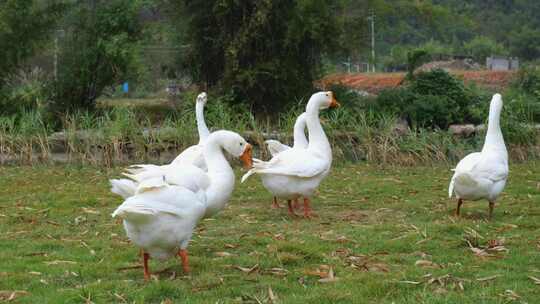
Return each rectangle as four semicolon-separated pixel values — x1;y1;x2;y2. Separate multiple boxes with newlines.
239;142;243;146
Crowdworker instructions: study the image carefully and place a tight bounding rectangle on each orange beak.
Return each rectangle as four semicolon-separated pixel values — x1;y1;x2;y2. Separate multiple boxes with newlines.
240;144;253;169
329;92;340;108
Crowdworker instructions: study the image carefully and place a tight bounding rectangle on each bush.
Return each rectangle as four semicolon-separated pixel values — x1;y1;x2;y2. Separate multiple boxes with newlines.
515;66;540;99
51;0;143;115
372;69;485;129
0;68;51;116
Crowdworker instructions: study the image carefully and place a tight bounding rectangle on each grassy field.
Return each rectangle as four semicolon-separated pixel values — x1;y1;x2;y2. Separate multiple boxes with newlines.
1;162;539;303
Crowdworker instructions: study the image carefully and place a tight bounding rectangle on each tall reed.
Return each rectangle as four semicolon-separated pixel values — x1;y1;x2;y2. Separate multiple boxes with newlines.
0;105;538;166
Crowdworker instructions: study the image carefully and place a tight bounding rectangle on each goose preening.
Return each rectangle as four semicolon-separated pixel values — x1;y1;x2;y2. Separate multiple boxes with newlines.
242;92;339;218
448;93;508;219
110;92;210;199
264;113;308;209
112;130;252;280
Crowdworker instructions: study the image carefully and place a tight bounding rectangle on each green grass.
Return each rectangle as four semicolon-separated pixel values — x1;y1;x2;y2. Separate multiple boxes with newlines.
1;162;539;303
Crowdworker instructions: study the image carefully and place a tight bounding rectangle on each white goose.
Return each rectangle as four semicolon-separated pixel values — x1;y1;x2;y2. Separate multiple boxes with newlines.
448;93;508;219
112;130;252;280
242;92;339;218
264;113;308;209
110;92;210;199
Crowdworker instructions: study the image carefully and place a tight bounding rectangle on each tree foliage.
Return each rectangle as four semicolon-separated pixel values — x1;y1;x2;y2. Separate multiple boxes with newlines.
0;0;65;84
52;0;143;114
178;0;341;112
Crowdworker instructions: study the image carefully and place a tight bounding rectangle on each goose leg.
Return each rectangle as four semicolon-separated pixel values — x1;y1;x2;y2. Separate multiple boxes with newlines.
293;198;300;210
271;197;280;209
455;199;463;217
178;249;190;273
287;200;297;217
303;197;314;218
488;201;495;220
142;251;151;281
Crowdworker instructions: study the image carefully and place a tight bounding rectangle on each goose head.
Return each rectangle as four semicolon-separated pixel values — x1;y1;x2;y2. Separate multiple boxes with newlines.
307;91;340;112
196;92;208;105
214;130;253;168
489;93;503;114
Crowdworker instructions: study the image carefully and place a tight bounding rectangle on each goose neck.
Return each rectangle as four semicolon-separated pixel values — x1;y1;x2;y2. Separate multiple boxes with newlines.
292;114;308;149
482;103;506;153
202;138;235;215
196;102;210;144
305;106;330;155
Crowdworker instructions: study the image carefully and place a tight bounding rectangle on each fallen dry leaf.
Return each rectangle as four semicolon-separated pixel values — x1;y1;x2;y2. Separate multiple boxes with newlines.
234;264;259;274
268;287;278;303
44;260;77;265
214;251;234;257
264;268;288;277
81;207;100;215
415;260;440;269
397;280;422;285
476;275;501;282
0;290;29;301
318;267;339;283
528;276;540;285
500;289;520;301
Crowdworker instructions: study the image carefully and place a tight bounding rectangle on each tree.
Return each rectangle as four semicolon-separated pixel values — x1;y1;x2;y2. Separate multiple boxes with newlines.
463;36;507;63
52;0;143;113
510;26;540;62
0;0;65;84
178;0;342;112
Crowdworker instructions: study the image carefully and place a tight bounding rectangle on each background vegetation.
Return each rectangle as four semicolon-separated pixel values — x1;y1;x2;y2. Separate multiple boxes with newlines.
1;0;540;165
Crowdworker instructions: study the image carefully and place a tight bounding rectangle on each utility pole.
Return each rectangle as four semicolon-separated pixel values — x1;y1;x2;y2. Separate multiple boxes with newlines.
367;11;376;73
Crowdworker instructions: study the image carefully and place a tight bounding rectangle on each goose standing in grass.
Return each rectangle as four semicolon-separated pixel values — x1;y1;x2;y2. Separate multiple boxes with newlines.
448;93;508;219
110;92;210;199
112;130;252;280
242;92;339;218
265;113;308;209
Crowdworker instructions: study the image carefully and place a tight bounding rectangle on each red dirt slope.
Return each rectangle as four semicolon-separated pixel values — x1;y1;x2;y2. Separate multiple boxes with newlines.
320;70;515;94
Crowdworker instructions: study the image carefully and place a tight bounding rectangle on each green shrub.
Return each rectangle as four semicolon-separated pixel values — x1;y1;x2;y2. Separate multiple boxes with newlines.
372;69;486;129
0;68;51;116
515;66;540;99
51;0;143;114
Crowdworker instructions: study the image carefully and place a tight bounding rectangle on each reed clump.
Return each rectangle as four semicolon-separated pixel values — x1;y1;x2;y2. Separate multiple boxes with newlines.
1;102;538;166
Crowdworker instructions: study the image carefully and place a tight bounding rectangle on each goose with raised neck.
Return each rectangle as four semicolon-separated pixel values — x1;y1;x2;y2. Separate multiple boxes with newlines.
448;93;509;220
241;91;339;218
